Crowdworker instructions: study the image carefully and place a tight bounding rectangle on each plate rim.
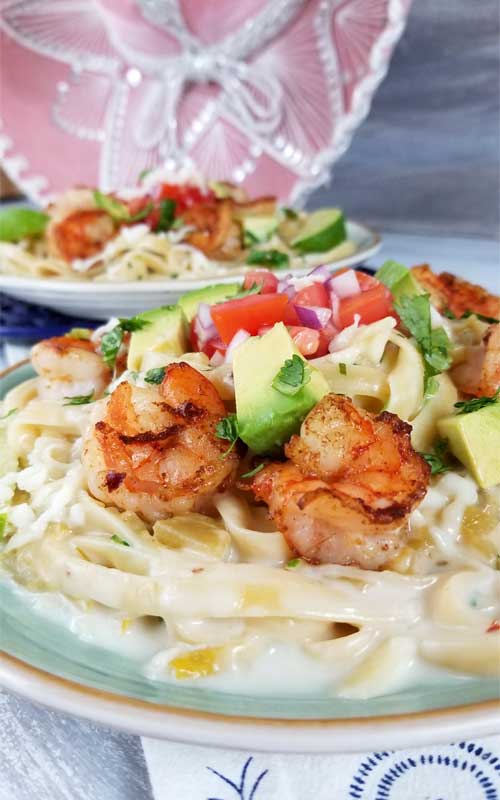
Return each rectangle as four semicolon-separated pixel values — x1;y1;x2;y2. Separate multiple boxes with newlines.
0;219;381;294
1;360;498;752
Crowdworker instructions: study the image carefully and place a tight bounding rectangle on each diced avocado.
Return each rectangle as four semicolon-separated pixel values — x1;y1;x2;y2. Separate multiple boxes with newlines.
437;402;500;488
376;260;425;302
127;305;187;371
233;323;328;454
243;215;278;243
178;283;241;322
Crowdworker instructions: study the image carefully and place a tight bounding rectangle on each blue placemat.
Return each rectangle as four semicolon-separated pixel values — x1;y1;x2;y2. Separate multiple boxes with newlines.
0;294;96;340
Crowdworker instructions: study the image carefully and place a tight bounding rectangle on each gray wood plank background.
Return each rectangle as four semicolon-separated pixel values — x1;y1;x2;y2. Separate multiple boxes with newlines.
0;2;498;798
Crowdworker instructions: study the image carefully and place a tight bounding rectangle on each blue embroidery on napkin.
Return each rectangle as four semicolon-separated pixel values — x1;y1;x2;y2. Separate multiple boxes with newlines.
206;756;268;800
348;742;499;800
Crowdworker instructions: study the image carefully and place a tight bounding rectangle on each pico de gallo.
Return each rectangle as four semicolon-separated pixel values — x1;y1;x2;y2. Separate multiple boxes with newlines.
189;266;395;363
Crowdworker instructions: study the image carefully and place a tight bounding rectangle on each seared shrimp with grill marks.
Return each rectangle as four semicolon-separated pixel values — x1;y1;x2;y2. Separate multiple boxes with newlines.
31;336;111;403
250;394;430;570
82;362;239;521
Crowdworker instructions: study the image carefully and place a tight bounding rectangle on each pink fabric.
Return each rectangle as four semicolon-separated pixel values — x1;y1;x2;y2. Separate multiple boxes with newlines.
0;0;412;203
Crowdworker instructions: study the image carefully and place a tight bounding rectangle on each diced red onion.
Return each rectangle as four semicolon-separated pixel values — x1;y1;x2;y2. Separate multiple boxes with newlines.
329;291;340;328
294;304;332;330
197;302;214;330
210;350;225;367
327;269;360;299
225;329;251;364
307;264;331;282
194;317;217;344
277;274;296;299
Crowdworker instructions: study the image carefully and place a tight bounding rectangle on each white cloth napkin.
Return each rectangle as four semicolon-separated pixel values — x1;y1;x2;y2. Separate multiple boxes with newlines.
142;736;500;799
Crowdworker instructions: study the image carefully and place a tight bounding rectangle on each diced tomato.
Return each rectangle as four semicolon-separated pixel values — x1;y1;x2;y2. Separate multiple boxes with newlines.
189;319;227;357
316;320;339;357
338;284;393;329
355;270;380;291
283;301;300;326
288;326;320;357
155;183;214;213
294;282;330;308
243;270;278;294
486;620;500;633
202;337;227;359
211;293;288;343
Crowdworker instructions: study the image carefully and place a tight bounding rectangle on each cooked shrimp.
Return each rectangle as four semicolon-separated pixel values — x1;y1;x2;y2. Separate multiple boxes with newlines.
251;395;430;569
46;188;115;262
31;336;111;402
184;200;243;260
451;323;500;397
411;264;500;320
82;362;238;521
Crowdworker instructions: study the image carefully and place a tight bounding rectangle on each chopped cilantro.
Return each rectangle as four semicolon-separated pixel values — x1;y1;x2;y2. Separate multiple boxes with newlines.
454;387;500;415
246;249;289;269
241;463;265;479
63;393;94;406
144;367;166;385
0;512;8;540
111;534;130;547
286;558;301;569
420;438;453;475
138;168;151;183
101;316;150;369
394;294;452;395
215;414;239;457
272;354;311;396
232;282;261;300
282;207;298;220
156;199;176;232
243;230;260;248
338;362;347;376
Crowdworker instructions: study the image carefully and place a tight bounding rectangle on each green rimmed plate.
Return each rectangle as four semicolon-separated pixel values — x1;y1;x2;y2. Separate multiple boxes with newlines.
0;361;498;752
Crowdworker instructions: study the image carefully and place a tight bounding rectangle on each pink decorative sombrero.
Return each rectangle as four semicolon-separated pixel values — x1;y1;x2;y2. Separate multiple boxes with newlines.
0;0;412;204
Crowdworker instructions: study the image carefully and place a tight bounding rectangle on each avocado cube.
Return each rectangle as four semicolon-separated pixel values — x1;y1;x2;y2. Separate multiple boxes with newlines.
178;283;241;322
233;323;328;454
437;402;500;488
127;305;188;371
243;215;278;243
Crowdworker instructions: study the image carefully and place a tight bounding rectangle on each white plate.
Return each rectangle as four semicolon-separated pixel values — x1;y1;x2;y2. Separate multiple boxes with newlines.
0;220;381;320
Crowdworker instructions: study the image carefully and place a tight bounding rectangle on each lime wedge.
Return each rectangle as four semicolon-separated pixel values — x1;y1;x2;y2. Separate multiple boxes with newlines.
292;208;346;254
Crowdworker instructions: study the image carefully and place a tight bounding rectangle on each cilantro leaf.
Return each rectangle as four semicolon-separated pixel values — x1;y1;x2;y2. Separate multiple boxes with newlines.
215;414;239;457
243;229;260;248
241;463;265;479
246;249;289;269
100;316;150;369
454;387;500;415
420;439;453;475
63;393;94;406
138;168;151;183
232;282;261;300
111;534;130;547
0;512;8;541
338;362;347;376
101;326;124;369
286;558;301;568
394;294;452;395
156;199;176;232
144;367;166;385
282;207;298;220
272;354;311;396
